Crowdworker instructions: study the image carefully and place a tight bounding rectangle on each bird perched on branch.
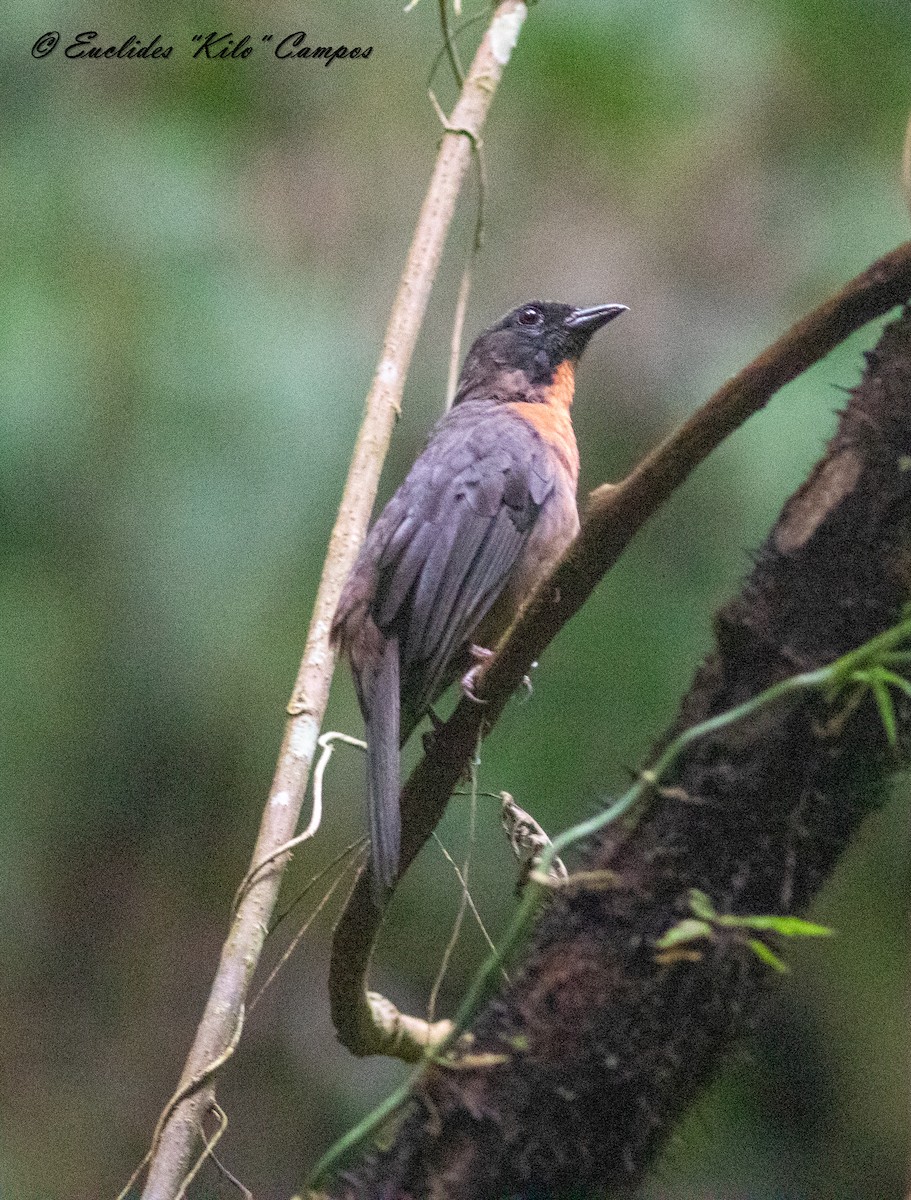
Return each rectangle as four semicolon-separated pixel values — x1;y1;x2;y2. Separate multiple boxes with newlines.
332;299;628;900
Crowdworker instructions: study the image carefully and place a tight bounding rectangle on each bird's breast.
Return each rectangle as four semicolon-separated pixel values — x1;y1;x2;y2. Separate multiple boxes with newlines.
473;467;580;650
504;400;579;484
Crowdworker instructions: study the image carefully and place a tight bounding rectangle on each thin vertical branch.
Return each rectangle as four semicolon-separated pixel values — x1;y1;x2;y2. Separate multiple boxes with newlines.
438;0;466;87
427;733;480;1022
445;144;488;409
135;5;530;1197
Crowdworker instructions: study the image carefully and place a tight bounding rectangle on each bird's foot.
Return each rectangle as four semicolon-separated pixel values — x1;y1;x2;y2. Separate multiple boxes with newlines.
461;645;493;705
519;661;538;700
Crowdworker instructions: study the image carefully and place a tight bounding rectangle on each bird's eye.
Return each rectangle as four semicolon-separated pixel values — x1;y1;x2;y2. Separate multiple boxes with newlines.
518;306;542;327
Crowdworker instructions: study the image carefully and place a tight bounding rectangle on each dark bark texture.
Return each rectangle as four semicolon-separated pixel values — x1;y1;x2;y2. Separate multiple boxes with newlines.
330;308;911;1198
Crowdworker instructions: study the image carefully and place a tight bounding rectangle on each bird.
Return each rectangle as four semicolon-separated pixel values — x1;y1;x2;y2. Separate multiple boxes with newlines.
332;299;628;900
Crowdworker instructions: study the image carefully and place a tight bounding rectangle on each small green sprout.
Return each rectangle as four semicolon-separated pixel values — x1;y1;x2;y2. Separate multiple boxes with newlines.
656;889;833;973
826;610;911;747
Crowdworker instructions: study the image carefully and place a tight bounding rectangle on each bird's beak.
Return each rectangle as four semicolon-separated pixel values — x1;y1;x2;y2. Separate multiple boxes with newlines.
564;303;629;330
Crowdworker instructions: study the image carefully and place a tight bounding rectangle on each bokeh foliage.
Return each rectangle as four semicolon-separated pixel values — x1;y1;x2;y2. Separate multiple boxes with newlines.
2;1;910;1196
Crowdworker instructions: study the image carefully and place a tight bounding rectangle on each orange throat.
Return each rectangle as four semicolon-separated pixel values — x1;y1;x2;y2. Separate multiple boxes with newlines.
507;360;580;482
545;359;577;412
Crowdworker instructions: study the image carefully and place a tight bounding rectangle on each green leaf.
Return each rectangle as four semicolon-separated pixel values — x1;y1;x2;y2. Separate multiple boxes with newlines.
656;918;712;949
505;1034;529;1051
877;668;911;700
732;915;833;938
871;676;898;746
766;916;833;937
686;889;716;920
748;938;788;972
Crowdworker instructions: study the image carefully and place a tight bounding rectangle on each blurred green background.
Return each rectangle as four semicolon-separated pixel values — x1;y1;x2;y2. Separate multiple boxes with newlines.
2;1;911;1196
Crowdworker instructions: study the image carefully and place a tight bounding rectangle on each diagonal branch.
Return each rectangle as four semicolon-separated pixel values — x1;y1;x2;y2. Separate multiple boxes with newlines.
134;5;531;1197
329;239;911;1056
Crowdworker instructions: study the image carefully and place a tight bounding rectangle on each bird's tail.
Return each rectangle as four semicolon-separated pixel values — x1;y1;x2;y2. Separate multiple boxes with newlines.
365;634;401;902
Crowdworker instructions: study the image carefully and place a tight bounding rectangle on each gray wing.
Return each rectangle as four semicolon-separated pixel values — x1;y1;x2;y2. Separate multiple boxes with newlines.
369;403;556;728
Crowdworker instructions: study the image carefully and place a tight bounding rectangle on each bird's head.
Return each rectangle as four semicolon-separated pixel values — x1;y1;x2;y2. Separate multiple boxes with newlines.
453;300;628;408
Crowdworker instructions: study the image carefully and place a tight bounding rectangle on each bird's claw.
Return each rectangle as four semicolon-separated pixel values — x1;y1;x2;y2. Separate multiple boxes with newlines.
461;644;493;705
517;660;537;701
